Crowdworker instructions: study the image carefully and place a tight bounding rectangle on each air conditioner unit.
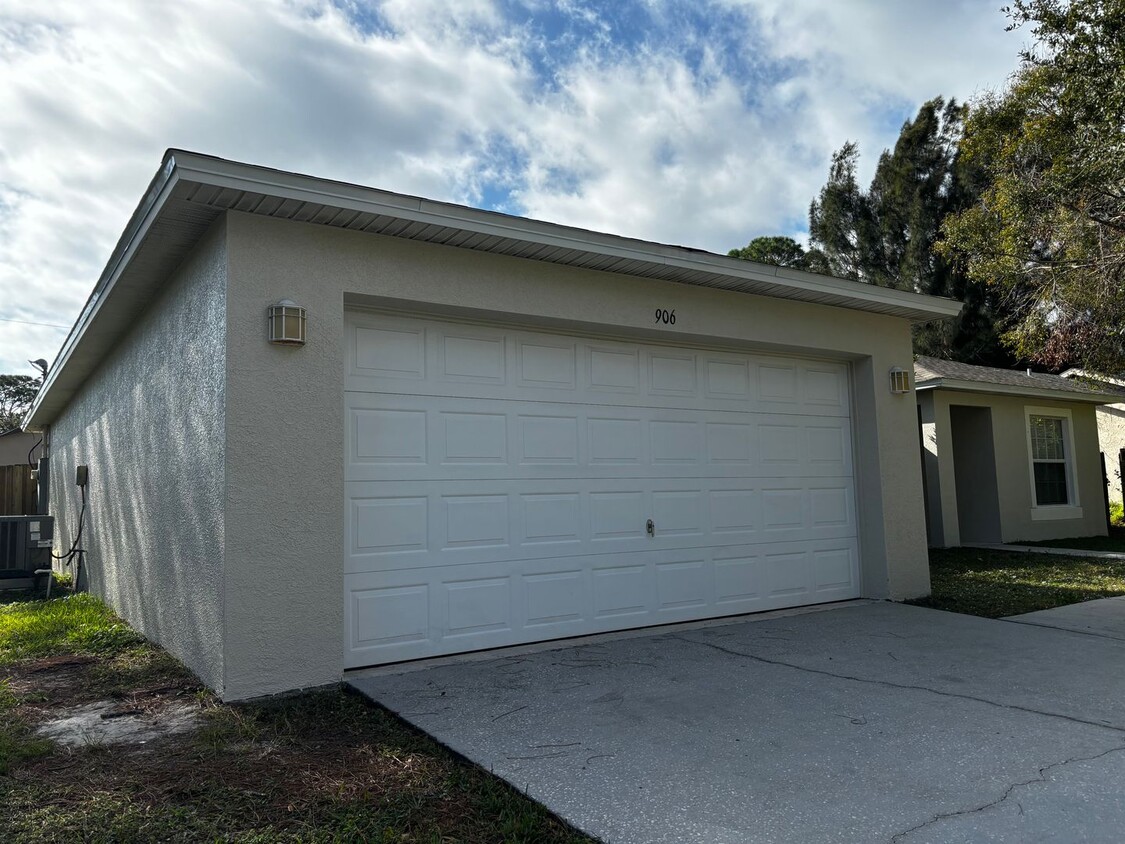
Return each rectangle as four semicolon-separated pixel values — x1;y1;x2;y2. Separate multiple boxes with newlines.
0;516;54;590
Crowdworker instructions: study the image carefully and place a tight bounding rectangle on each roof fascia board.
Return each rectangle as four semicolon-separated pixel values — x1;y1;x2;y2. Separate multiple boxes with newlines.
171;151;962;323
24;158;184;429
915;378;1122;404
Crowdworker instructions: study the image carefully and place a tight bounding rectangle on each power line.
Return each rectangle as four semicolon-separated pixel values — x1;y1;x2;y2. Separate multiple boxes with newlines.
0;316;70;329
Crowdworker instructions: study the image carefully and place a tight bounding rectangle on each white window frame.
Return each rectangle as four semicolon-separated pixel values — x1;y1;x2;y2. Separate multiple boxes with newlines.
1024;406;1082;521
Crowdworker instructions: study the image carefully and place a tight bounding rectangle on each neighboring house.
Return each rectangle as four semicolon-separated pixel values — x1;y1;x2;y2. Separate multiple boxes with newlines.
1061;369;1125;508
0;428;43;467
24;150;960;701
914;356;1125;548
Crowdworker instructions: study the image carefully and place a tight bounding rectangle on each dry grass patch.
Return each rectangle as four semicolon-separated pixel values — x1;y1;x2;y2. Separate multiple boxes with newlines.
1;593;593;843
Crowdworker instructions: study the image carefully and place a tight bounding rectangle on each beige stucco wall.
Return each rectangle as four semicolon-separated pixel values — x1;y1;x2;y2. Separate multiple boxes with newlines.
1095;404;1125;506
220;209;931;699
48;220;228;691
918;388;1107;547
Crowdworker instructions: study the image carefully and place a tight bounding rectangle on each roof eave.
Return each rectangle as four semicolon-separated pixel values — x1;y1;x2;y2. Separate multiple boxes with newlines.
24;157;183;430
915;378;1124;404
166;150;961;324
25;149;964;429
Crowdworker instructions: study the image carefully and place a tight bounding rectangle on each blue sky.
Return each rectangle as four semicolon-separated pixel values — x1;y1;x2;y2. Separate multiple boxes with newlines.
0;0;1023;377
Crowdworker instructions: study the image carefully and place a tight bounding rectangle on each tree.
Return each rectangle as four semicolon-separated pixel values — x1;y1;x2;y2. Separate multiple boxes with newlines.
807;142;874;282
808;99;1013;364
0;375;40;432
728;236;812;269
940;0;1125;371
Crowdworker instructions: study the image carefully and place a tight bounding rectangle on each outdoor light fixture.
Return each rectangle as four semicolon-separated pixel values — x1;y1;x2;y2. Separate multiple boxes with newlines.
268;300;306;345
889;367;911;394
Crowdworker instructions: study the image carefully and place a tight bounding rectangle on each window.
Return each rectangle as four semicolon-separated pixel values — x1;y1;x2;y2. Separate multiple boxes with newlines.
1024;407;1081;520
1028;415;1069;505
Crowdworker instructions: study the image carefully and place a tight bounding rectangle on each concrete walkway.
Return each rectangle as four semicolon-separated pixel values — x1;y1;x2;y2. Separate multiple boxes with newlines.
350;602;1125;844
1006;595;1125;642
967;542;1125;561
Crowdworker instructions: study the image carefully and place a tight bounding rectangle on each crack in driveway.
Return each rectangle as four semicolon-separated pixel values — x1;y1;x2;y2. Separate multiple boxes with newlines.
1003;617;1125;643
669;633;1125;735
887;744;1125;842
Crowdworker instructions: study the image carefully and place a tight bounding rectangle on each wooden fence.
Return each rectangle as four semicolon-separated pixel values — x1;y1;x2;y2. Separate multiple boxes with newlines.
0;464;37;515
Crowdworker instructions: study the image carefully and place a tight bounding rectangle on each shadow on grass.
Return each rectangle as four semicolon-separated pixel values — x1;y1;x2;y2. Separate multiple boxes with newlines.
912;547;1125;618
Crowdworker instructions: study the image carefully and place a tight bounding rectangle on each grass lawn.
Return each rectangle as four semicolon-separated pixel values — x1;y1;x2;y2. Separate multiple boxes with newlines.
0;592;592;843
1009;527;1125;554
913;547;1125;619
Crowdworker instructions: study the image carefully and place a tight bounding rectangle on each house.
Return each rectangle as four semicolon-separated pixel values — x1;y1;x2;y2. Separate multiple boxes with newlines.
24;150;960;701
1061;369;1125;508
0;428;43;467
0;428;44;515
915;356;1125;548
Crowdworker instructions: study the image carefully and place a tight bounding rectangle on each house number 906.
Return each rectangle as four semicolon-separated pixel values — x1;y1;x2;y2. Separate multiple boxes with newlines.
654;308;676;325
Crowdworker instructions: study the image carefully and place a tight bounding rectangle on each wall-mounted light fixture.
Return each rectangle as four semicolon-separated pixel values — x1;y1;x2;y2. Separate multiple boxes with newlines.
268;300;306;346
889;367;911;394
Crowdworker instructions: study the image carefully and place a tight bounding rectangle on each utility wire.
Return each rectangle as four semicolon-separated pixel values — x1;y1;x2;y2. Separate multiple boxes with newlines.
0;316;70;329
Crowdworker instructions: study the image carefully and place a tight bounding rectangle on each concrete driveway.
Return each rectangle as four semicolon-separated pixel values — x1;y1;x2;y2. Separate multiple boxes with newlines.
350;601;1125;843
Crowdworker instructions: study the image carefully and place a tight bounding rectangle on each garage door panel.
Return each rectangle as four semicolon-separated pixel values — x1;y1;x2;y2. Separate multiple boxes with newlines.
519;414;580;464
344;311;859;667
655;559;710;610
649;351;698;395
347;394;853;481
346;373;851;417
353;324;427;380
343;538;859;666
588;346;642;394
517;339;579;390
521;492;583;546
346;478;856;573
352;495;429;556
813;546;858;595
714;553;764;607
524;569;587;627
439;332;507;384
346;314;850;417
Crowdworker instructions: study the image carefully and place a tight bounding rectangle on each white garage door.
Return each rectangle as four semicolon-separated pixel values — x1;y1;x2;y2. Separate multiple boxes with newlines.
344;311;860;668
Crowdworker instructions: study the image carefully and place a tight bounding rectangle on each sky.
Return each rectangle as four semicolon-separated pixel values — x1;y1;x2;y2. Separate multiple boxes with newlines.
0;0;1025;378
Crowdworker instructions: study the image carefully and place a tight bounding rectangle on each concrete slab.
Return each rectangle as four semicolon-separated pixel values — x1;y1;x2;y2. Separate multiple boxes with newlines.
350;602;1125;843
1006;596;1125;642
968;542;1125;561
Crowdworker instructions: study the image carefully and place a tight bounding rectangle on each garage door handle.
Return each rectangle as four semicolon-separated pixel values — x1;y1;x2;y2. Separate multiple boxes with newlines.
646;519;655;537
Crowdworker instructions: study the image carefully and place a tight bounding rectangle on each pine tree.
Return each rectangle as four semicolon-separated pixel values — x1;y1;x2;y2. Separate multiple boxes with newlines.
808;99;1012;365
727;236;812;269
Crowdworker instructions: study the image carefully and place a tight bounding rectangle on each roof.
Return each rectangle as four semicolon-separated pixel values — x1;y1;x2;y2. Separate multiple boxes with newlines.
914;356;1125;404
1061;368;1125;390
25;150;964;430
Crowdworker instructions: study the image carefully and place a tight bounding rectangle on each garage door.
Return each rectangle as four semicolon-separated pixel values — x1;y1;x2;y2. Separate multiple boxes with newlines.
344;311;860;668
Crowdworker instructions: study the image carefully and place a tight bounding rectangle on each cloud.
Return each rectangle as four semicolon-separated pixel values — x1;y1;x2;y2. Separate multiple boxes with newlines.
0;0;1021;376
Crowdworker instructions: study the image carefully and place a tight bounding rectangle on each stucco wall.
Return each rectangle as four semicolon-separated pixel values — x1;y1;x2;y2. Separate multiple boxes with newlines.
921;389;1106;546
1095;404;1125;507
48;221;228;692
221;210;931;698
